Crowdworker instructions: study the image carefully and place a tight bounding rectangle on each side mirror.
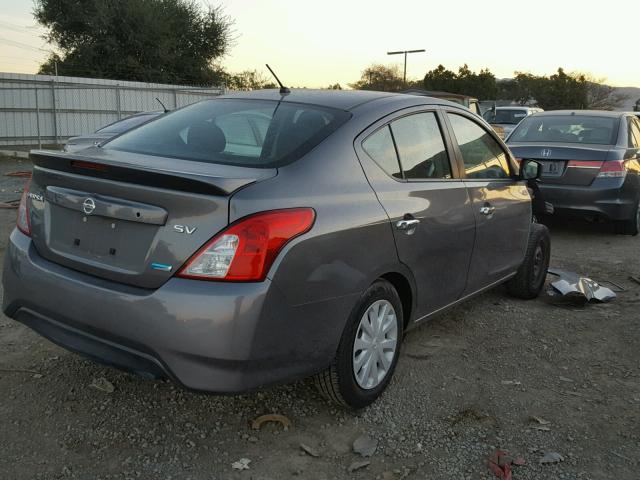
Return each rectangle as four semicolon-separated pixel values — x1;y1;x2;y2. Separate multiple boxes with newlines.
520;160;541;180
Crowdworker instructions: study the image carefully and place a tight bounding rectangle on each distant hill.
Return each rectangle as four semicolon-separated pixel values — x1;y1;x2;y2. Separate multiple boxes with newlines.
614;87;640;111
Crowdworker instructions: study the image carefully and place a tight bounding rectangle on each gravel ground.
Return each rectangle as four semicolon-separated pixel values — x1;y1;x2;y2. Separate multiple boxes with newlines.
0;155;638;479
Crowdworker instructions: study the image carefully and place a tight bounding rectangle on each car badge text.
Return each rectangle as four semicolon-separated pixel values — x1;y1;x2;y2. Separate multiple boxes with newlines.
541;148;552;158
27;192;44;202
173;225;197;234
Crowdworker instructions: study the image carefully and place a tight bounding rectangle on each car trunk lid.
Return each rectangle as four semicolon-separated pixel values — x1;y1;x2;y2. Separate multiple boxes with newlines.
508;143;612;186
27;148;276;289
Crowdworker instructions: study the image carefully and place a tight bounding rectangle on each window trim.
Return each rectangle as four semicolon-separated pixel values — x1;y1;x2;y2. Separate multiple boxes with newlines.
357;106;462;183
441;108;518;182
627;117;640;149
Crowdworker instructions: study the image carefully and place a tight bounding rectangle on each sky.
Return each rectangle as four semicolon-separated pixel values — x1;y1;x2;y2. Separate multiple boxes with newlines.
1;0;639;88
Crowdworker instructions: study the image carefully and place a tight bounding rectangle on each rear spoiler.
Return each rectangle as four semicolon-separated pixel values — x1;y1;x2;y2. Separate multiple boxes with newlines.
30;150;268;196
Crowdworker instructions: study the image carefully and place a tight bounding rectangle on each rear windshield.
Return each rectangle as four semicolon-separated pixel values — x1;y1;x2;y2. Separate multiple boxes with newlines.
484;109;528;125
96;113;159;134
509;115;619;145
104;99;350;167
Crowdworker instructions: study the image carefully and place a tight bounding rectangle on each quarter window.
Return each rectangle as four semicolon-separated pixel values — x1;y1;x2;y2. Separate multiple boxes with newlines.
447;114;511;179
389;112;452;180
362;126;402;178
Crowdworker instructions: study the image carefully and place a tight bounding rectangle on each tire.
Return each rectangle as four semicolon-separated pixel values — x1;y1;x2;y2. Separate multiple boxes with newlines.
314;280;404;409
506;223;551;300
614;200;640;236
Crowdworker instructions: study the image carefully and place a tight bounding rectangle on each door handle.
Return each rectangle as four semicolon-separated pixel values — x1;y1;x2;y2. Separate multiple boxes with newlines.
395;219;420;231
479;205;495;216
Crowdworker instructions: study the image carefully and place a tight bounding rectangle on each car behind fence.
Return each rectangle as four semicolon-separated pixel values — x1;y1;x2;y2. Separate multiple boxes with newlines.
0;72;224;148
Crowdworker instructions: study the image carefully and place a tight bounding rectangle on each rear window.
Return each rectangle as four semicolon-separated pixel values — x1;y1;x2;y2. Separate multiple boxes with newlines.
96;114;159;134
484;109;528;125
509;115;619;145
104;99;350;167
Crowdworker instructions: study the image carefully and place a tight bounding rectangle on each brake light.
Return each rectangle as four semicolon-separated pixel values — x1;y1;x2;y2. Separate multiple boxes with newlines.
177;208;315;282
16;181;31;236
597;160;627;178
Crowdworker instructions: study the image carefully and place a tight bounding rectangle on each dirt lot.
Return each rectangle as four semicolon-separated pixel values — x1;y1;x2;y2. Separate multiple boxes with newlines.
0;155;638;480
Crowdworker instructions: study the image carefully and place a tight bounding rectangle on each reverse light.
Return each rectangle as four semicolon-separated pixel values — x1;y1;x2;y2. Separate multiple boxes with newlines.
597;160;627;178
178;208;315;282
16;181;31;236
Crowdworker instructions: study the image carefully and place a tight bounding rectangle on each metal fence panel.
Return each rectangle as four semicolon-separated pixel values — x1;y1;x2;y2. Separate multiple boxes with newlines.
0;72;224;147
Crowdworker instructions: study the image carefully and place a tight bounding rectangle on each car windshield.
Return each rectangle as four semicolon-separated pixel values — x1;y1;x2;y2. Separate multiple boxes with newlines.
484;109;528;125
508;115;619;145
96;114;159;134
105;99;350;168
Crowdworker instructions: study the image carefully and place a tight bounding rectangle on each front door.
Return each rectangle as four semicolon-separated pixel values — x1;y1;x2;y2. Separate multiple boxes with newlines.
356;109;476;320
443;111;531;294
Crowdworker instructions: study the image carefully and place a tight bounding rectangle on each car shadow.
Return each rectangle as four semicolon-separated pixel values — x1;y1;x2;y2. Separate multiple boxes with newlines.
540;215;617;237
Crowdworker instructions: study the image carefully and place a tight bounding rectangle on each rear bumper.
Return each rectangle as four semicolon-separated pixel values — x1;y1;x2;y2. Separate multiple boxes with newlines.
540;180;637;220
2;229;355;393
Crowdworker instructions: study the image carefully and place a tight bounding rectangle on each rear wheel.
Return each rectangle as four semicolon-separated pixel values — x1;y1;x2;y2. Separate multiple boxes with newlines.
507;223;551;299
314;280;403;409
614;200;640;236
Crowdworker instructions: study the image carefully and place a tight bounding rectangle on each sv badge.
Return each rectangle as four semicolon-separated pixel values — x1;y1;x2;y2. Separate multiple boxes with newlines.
173;225;197;235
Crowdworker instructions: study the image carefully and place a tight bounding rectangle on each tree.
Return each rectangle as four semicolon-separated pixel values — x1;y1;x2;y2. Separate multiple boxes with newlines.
423;64;497;100
498;69;597;109
423;64;457;93
349;64;405;92
222;70;276;90
537;68;587;109
582;75;629;110
34;0;233;85
326;83;342;90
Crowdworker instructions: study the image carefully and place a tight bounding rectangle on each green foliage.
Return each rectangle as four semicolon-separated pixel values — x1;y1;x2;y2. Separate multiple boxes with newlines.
349;64;405;92
423;64;496;100
221;70;276;90
497;69;589;109
34;0;233;85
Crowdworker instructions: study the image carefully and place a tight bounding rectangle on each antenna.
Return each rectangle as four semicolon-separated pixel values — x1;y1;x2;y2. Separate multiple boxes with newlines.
265;64;290;95
155;97;169;113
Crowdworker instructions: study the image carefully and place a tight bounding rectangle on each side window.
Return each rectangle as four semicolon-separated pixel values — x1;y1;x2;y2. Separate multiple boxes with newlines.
362;126;402;178
628;118;640;148
389;112;452;180
447;113;511;179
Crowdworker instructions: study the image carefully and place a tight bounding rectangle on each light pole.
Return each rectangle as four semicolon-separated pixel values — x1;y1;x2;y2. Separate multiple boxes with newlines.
387;49;426;85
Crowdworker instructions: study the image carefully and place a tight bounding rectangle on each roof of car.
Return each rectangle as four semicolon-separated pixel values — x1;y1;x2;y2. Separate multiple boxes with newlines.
401;88;478;101
217;89;403;111
532;110;628;118
216;88;471;112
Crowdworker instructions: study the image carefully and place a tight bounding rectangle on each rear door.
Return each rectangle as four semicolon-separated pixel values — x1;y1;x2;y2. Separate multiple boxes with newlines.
442;110;531;294
355;107;476;319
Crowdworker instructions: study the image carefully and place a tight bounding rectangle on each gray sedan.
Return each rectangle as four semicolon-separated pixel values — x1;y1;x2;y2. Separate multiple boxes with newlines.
64;111;162;152
507;110;640;235
3;90;548;408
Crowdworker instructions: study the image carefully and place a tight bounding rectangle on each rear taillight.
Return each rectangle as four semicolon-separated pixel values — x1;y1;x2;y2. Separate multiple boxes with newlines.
177;208;315;282
16;181;31;236
597;160;627;178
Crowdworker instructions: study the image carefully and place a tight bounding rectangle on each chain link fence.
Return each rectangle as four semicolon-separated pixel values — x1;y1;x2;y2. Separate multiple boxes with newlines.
0;72;224;149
